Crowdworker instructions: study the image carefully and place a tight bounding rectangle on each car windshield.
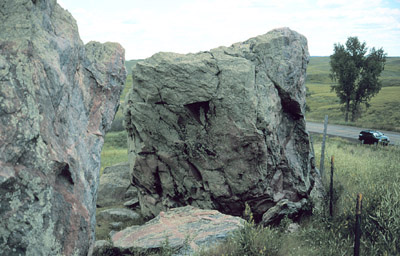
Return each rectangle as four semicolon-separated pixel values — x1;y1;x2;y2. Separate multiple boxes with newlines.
375;131;383;136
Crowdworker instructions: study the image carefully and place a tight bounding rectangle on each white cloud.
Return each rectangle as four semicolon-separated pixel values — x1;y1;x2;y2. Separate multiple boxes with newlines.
59;0;400;59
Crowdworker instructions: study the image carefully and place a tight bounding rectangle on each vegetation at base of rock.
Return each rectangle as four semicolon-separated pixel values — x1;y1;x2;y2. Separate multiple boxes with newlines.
198;136;400;255
306;57;400;132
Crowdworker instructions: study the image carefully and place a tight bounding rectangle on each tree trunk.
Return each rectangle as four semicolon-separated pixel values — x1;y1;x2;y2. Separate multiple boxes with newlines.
351;101;359;122
345;100;350;122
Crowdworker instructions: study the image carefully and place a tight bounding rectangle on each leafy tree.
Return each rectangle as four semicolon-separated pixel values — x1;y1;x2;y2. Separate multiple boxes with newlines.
330;37;386;122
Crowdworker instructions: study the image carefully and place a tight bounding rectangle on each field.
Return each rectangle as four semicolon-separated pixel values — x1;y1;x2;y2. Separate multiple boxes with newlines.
306;57;400;132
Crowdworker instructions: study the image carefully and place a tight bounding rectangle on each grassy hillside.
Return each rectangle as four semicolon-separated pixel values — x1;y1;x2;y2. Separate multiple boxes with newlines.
306;57;400;132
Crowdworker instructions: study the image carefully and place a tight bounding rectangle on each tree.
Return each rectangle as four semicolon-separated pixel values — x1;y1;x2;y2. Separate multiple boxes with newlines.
330;37;386;122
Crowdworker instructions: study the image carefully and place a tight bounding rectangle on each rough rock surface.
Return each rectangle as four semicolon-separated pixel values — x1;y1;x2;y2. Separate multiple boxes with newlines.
97;162;138;208
110;206;244;255
125;27;314;221
0;0;126;255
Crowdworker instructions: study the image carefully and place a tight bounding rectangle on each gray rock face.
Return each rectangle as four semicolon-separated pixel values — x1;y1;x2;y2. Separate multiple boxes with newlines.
110;206;244;255
97;162;138;208
124;27;314;221
0;0;126;255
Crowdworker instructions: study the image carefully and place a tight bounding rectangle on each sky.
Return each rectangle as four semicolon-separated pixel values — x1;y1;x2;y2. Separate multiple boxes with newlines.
58;0;400;60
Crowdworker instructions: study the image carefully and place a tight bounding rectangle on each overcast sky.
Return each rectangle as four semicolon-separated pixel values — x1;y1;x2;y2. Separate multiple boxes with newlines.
58;0;400;60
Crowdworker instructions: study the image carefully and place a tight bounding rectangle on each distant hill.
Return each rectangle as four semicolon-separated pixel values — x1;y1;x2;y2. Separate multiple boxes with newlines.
306;56;400;87
306;57;400;132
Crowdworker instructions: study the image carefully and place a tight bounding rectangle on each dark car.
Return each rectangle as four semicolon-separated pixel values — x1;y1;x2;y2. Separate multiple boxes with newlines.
359;130;390;145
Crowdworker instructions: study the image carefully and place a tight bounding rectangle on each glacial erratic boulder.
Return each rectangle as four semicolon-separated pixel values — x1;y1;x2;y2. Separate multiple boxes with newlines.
0;0;126;255
124;27;315;221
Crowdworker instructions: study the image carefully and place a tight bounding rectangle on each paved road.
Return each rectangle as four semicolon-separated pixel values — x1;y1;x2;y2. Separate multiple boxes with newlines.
306;122;400;146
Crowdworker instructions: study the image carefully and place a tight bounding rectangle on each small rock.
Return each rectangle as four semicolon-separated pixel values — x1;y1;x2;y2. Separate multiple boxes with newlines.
110;222;124;230
125;186;138;199
287;223;300;233
261;199;308;226
124;198;139;208
97;208;141;223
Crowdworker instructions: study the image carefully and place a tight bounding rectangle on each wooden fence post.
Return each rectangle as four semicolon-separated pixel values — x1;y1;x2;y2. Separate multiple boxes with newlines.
329;155;334;217
354;193;363;256
320;115;328;181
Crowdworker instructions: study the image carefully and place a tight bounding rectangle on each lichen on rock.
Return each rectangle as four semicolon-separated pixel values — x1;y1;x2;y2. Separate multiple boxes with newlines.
0;0;126;255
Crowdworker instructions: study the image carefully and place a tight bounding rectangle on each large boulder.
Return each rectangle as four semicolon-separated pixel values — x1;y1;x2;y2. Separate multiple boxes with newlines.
110;206;244;255
0;0;126;255
125;27;315;221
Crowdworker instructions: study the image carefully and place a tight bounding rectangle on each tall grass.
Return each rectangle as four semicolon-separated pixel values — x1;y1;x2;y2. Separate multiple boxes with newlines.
313;135;400;255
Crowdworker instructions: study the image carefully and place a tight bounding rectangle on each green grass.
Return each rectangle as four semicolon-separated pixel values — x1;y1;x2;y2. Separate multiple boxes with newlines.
306;83;400;131
306;56;400;132
198;136;400;255
100;131;128;175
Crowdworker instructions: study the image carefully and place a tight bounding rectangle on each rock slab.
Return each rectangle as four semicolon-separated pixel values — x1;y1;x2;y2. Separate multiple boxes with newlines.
0;0;126;255
125;28;314;221
110;206;244;255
